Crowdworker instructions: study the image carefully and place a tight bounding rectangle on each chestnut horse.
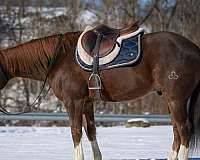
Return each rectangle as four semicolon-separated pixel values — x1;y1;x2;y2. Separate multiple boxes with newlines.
0;29;200;160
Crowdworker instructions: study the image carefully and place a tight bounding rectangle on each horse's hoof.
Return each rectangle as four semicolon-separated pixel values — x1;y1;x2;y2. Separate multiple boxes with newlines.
93;152;102;160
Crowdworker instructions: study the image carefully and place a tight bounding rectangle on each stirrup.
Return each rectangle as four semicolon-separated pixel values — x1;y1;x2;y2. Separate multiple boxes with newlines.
88;73;101;90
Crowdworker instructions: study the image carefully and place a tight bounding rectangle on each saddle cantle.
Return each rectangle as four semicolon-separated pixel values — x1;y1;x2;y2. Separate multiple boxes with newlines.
76;24;144;70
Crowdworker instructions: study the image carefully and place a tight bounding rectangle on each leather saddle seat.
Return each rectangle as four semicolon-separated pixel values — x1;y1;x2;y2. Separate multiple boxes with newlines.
81;24;139;58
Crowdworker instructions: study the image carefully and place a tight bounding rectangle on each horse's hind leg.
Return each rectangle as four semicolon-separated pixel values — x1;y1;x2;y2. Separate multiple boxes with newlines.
168;119;180;160
67;99;84;160
167;99;191;160
83;100;102;160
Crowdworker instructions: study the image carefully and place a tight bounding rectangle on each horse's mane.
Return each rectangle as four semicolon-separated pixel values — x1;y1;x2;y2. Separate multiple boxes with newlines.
0;31;80;78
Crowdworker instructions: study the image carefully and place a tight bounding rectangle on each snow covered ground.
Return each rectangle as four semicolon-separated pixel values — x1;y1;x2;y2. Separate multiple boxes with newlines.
0;126;198;160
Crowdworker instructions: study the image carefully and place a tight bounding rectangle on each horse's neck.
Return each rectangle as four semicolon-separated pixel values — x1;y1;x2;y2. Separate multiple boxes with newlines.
0;32;81;82
0;38;58;81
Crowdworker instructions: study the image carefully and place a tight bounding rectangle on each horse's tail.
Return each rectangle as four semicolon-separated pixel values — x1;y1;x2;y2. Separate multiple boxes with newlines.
188;81;200;154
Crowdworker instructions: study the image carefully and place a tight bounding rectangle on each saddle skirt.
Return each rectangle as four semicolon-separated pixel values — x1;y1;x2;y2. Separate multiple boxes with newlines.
76;25;144;71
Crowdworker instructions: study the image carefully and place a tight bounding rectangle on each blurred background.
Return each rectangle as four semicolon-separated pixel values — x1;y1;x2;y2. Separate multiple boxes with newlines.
0;0;199;126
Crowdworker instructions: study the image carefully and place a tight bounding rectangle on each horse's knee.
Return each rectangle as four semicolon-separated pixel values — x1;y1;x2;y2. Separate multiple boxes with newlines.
71;127;82;141
172;124;181;150
83;101;97;141
172;135;181;152
177;121;191;147
70;118;83;147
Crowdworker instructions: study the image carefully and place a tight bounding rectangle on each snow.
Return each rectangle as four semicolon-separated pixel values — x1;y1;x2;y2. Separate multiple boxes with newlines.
0;126;173;160
127;118;149;123
0;126;198;160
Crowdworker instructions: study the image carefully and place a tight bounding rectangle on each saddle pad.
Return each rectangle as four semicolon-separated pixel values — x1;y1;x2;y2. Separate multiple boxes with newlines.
76;27;144;71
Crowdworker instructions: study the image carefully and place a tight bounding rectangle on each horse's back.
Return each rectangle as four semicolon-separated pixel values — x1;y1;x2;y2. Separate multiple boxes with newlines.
145;31;200;51
142;31;200;63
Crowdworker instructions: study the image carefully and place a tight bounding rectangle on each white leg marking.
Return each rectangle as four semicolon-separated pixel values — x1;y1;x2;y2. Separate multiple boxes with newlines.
74;140;84;160
91;140;102;160
178;144;189;160
167;149;178;160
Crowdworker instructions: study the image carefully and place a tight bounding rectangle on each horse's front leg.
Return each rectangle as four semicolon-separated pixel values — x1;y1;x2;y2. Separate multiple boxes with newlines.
67;99;84;160
83;100;102;160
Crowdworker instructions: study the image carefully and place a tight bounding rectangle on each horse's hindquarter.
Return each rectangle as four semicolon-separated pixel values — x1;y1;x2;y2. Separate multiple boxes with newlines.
142;32;200;100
